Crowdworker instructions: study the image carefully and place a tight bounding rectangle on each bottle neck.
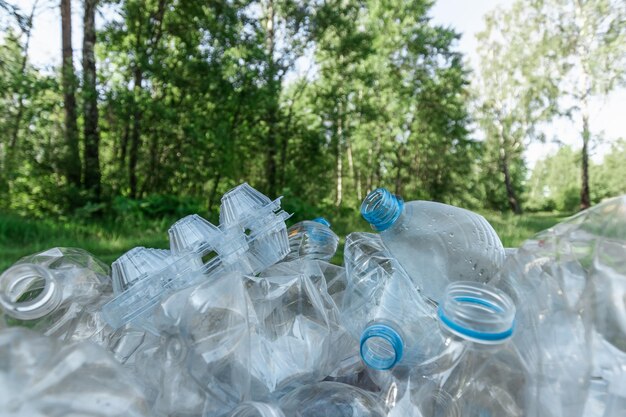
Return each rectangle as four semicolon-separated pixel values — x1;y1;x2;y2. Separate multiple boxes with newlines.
361;188;404;231
438;282;515;345
0;263;62;321
360;321;404;370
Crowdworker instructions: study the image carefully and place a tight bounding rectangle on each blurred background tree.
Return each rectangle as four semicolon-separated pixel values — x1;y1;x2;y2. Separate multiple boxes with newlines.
0;0;625;266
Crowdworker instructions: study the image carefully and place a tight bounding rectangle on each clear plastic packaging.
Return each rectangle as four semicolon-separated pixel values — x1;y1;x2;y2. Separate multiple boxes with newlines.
226;402;286;417
490;196;626;417
102;184;291;331
178;271;252;417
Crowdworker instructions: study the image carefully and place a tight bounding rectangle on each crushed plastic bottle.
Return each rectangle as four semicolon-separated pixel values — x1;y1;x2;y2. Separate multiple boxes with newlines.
342;232;464;372
131;333;208;417
245;259;345;396
0;327;149;417
360;188;505;302
178;271;252;417
0;247;112;343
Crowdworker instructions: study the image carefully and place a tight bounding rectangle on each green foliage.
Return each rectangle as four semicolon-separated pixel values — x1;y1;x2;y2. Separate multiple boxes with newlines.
592;139;626;201
526;141;626;212
0;0;623;252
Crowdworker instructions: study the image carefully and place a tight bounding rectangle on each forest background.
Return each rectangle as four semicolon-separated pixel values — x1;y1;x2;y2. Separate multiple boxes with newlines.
0;0;625;268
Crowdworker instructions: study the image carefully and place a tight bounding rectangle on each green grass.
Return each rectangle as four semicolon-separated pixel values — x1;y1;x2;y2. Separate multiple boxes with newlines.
0;213;171;271
0;210;570;271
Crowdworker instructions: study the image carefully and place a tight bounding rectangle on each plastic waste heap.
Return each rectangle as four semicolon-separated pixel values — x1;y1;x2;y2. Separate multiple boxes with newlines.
0;184;624;417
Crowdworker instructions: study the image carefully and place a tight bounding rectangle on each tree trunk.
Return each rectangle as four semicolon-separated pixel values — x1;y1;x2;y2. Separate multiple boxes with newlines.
394;145;405;196
129;67;142;199
500;150;522;214
580;112;591;210
208;171;222;214
61;0;81;188
495;118;521;214
82;0;101;199
9;1;37;152
335;106;343;206
264;0;278;198
346;135;362;201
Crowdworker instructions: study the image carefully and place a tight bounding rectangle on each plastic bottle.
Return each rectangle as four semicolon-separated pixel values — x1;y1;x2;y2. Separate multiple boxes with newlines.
278;381;387;417
178;271;252;417
0;247;112;343
436;281;527;417
360;188;505;302
342;232;464;372
245;258;345;397
132;334;207;417
284;217;339;262
0;327;149;417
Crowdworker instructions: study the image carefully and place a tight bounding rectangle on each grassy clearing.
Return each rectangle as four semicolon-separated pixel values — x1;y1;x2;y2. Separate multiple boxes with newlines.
0;213;171;271
0;210;569;271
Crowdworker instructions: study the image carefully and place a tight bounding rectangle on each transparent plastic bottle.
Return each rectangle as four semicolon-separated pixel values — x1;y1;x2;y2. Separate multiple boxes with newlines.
278;381;387;417
0;327;149;417
437;281;528;417
342;232;464;373
284;217;339;262
386;377;461;417
132;334;207;417
245;259;344;397
360;188;505;303
0;247;112;343
178;271;252;417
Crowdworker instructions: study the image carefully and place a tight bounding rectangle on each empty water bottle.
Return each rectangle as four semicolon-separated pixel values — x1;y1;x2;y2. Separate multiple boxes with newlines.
0;247;112;343
360;188;505;302
437;281;527;417
342;232;464;372
284;217;339;262
490;197;626;417
132;333;208;417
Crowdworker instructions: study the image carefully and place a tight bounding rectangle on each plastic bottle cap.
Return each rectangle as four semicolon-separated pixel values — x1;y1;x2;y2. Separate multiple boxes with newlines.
360;323;404;370
360;188;404;231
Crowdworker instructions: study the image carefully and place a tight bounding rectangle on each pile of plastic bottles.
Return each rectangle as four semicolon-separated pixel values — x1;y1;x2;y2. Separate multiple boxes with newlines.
0;183;624;417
